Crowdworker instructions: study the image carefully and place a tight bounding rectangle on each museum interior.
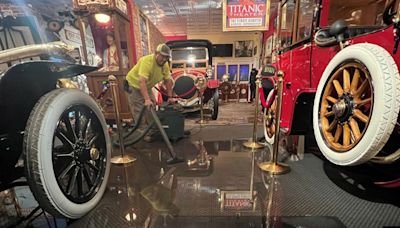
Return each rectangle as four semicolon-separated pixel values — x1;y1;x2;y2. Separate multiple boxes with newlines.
0;0;399;227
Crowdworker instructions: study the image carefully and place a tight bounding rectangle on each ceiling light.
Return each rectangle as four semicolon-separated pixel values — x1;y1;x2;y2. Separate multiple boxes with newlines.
95;13;111;24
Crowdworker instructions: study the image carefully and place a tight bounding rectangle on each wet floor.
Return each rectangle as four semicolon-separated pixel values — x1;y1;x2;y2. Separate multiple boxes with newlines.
2;102;400;227
69;135;268;228
68;123;400;228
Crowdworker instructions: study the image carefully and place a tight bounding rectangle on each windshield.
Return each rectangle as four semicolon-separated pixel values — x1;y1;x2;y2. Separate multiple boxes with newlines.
171;48;208;61
328;0;387;26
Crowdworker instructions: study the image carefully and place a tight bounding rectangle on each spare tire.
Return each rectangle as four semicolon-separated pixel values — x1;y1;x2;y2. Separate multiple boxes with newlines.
173;75;197;99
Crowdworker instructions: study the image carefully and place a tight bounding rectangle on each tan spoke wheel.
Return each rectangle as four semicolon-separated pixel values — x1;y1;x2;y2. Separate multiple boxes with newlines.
265;101;276;137
313;43;400;166
320;63;373;152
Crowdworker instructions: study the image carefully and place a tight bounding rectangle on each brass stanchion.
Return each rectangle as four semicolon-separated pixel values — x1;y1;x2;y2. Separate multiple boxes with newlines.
109;75;136;165
258;71;290;174
195;77;208;125
196;94;208;125
243;75;265;149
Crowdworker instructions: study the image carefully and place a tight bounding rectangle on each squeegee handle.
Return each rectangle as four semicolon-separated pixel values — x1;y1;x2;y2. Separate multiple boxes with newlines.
148;107;176;157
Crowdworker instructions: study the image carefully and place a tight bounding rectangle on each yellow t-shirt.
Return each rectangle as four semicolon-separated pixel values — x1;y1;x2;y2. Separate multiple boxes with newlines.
126;54;171;90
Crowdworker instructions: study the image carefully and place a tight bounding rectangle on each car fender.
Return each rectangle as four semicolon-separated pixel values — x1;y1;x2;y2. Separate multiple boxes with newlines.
207;79;219;89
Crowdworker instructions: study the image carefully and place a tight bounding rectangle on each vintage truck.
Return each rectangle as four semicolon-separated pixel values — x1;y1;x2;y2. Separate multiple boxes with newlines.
264;0;400;166
166;39;220;120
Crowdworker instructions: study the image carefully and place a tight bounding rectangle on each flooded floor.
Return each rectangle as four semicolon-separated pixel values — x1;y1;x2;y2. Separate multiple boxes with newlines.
2;102;400;228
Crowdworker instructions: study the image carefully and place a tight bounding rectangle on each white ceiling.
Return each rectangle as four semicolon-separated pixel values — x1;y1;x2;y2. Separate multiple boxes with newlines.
134;0;224;36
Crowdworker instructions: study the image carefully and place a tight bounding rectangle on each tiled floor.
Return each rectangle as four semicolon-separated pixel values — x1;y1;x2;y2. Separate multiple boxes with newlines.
2;102;400;228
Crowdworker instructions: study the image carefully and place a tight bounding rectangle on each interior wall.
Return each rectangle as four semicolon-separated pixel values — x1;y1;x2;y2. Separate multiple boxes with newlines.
188;32;262;64
130;2;165;61
130;3;143;60
189;31;262;83
148;21;165;53
165;35;188;42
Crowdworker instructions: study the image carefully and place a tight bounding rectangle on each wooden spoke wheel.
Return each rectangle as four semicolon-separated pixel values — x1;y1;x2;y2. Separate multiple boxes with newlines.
263;90;277;144
313;44;400;166
319;62;372;151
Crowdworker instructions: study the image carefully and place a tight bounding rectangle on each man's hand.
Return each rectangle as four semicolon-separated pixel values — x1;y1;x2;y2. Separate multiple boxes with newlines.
167;98;176;104
144;99;153;107
164;78;174;98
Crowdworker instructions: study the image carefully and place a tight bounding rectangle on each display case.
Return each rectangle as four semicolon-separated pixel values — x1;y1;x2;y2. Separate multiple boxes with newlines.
73;0;133;120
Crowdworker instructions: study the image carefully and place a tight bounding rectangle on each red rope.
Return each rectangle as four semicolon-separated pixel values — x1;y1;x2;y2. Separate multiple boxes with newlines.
96;84;110;99
374;178;400;188
259;87;276;109
155;86;197;99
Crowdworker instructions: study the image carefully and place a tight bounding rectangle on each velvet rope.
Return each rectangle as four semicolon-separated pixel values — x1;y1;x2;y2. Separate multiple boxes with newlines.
259;88;277;109
259;78;277;109
259;86;267;108
155;86;197;99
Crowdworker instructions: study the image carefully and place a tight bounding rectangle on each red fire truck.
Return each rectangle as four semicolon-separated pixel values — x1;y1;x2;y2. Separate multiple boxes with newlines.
264;0;400;166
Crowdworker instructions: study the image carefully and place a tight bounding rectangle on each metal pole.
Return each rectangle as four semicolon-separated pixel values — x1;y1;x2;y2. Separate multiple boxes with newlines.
272;76;283;165
148;107;176;157
196;91;208;125
250;148;255;197
258;71;290;175
109;75;136;164
148;106;185;165
243;75;265;149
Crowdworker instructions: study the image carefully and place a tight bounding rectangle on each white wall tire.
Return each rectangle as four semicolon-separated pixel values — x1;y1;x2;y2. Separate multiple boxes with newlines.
210;89;219;120
24;89;111;218
313;43;400;166
263;90;276;144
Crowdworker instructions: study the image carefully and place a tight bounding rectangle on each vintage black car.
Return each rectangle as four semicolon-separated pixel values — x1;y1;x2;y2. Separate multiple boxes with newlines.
0;42;111;218
166;39;220;120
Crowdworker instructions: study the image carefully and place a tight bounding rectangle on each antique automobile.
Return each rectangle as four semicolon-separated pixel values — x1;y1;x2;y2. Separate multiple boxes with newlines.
165;39;220;120
0;42;111;218
263;0;400;166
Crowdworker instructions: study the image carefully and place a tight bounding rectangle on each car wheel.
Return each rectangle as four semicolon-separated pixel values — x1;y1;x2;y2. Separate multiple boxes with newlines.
24;88;111;218
263;90;276;144
313;43;400;166
210;90;219;120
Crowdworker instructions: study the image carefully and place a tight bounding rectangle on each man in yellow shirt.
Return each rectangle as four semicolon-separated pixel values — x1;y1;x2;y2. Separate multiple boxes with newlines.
126;43;173;142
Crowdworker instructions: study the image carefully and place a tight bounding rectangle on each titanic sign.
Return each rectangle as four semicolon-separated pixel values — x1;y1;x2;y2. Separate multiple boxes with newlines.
223;0;270;32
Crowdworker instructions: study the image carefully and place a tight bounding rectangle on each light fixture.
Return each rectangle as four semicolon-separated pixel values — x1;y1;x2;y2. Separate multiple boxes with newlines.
95;13;111;24
125;212;137;221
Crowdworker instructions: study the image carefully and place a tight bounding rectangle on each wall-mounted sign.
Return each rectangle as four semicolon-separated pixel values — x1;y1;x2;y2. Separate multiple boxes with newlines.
261;64;276;76
75;0;111;7
115;0;128;15
223;0;270;32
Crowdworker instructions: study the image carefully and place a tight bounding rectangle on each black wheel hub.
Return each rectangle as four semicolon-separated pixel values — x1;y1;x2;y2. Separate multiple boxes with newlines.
333;93;354;123
74;140;90;164
52;105;107;203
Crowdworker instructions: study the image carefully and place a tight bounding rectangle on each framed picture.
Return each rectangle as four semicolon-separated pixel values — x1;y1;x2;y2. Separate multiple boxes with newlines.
235;40;254;57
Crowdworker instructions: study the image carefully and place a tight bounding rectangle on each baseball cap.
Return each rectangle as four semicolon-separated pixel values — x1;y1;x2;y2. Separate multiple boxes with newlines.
156;43;171;57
